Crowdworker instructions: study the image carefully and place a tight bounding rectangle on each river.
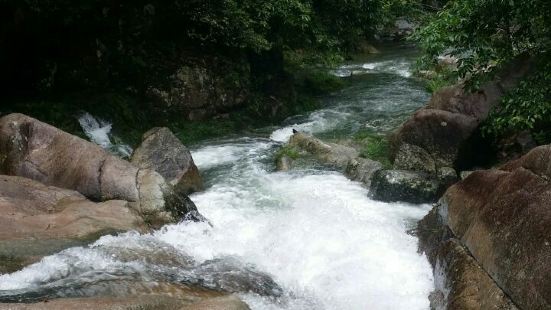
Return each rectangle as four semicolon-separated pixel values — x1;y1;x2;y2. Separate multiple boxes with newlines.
0;44;434;309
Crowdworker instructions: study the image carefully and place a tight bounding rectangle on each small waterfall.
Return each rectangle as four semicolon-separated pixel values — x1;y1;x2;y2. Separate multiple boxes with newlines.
77;112;133;158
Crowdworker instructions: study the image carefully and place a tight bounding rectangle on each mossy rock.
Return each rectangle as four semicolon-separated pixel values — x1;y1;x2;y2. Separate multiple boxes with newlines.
369;169;442;204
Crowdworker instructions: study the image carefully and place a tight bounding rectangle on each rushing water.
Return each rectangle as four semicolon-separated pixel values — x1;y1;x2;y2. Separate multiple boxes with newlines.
0;45;434;309
78;112;133;158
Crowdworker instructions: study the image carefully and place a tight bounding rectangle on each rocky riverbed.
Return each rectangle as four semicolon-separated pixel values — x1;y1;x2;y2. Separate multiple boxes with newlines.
0;45;548;310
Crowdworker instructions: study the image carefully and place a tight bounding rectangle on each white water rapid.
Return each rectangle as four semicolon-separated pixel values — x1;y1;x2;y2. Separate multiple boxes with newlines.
0;45;434;309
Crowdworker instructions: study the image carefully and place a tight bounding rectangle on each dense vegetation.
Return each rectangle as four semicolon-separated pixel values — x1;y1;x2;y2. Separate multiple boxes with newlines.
1;0;422;143
413;0;551;144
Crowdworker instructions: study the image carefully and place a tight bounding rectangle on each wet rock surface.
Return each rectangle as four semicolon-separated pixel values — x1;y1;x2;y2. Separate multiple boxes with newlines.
345;157;383;187
0;282;250;310
391;55;534;171
288;132;359;170
418;144;551;310
0;113;201;225
132;127;203;195
0;175;146;273
370;170;442;204
431;239;518;310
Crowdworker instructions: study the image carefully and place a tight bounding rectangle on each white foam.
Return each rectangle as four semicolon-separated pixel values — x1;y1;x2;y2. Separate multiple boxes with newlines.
330;60;413;79
77;112;133;157
0;247;126;290
270;110;348;143
0;54;433;309
192;144;245;169
158;170;434;309
78;112;112;148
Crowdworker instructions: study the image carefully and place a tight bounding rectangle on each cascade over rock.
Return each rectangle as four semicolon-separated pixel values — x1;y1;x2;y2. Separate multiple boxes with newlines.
0;113;200;226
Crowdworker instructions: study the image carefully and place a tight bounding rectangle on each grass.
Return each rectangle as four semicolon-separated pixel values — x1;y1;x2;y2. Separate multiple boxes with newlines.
275;145;301;161
354;130;392;168
172;119;240;145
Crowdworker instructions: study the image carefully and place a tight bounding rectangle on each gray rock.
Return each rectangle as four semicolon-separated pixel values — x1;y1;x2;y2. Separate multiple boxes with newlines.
437;166;458;187
0;114;201;226
345;157;383;187
132;127;203;195
146;61;249;121
369;170;441;204
0;283;250;310
393;143;437;174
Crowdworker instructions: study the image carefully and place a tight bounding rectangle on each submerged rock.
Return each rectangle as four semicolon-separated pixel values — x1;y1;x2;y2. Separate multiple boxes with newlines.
181;257;284;297
369;170;441;204
418;144;551;310
0;175;146;273
0;113;201;226
132;127;203;195
0;281;250;310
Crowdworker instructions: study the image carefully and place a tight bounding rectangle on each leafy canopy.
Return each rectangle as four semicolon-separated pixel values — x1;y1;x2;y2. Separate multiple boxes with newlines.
413;0;551;143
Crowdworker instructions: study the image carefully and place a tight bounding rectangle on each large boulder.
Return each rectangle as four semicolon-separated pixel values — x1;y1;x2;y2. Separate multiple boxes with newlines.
392;107;479;169
419;144;551;310
0;175;146;273
131;127;203;195
430;239;518;310
392;55;534;171
284;132;385;187
0;113;199;226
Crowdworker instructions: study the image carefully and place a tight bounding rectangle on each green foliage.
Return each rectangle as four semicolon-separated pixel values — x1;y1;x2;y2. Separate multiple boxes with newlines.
172;119;240;145
419;66;457;93
414;0;551;145
0;0;392;97
354;130;392;167
275;145;302;161
482;61;551;144
413;0;550;86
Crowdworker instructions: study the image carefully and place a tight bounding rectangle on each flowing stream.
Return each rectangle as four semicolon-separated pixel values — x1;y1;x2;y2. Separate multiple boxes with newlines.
0;45;434;309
